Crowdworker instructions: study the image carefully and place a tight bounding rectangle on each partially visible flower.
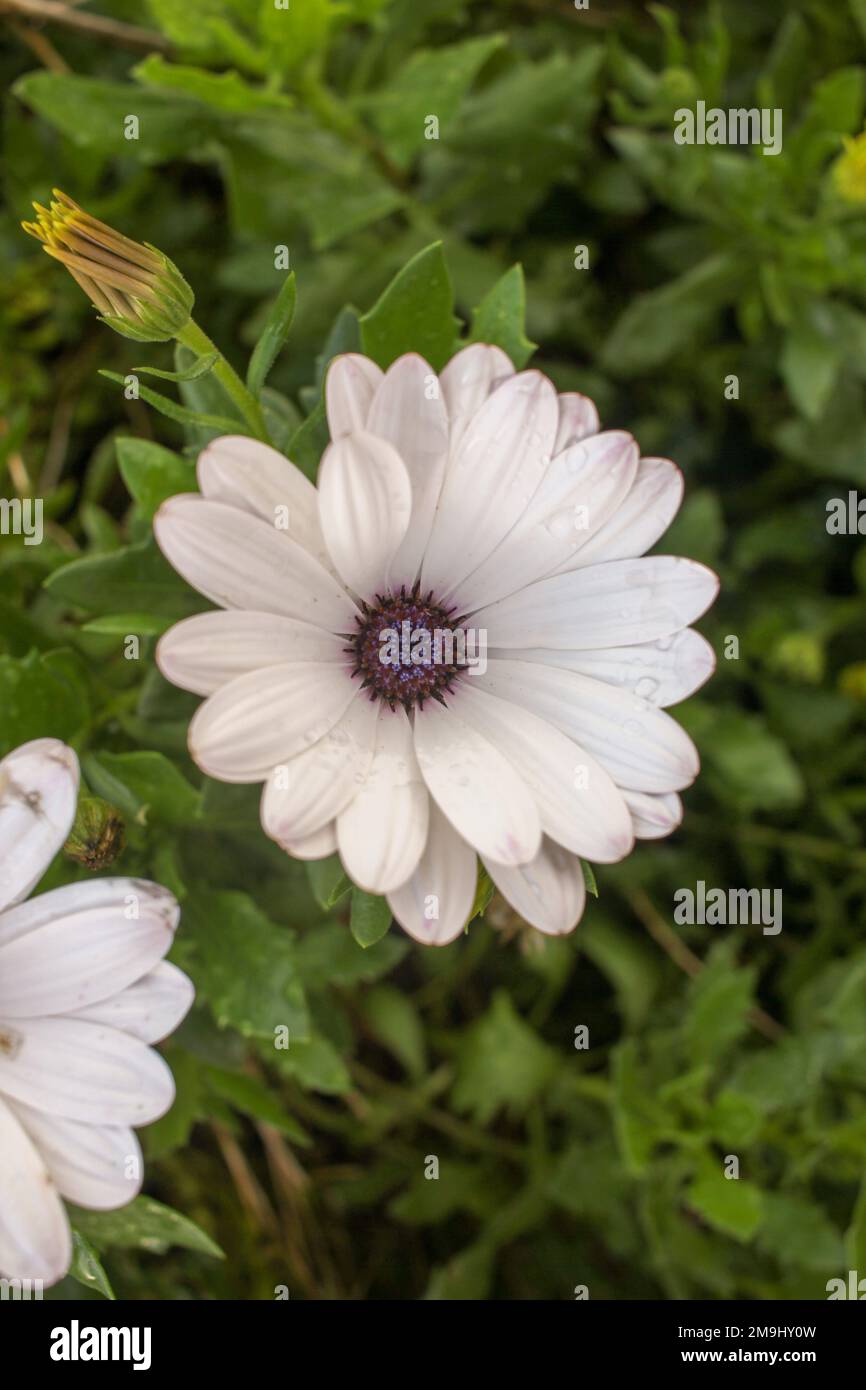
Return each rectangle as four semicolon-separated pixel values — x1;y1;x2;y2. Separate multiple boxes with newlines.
21;190;193;341
154;346;717;945
0;739;193;1286
832;132;866;204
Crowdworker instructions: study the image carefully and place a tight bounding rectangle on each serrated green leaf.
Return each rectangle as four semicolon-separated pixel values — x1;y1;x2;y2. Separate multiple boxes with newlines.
180;889;309;1042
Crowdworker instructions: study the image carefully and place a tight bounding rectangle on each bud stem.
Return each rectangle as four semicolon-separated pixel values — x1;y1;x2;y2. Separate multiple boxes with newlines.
177;320;269;442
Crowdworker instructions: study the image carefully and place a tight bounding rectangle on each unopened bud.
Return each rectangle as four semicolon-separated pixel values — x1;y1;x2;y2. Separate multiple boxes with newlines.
22;190;194;341
63;796;126;871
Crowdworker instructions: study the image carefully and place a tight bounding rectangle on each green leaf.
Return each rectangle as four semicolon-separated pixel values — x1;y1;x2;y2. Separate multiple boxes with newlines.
69;1197;223;1259
757;1194;845;1272
44;536;203;618
205;1066;310;1143
581;860;599;898
360;243;460;370
257;0;333;73
580;914;660;1030
80;612;173;637
246;272;297;397
611;1039;658;1174
0;649;90;757
84;749;201;826
451;991;558;1124
181;889;309;1041
468;862;494;923
467;264;535;369
129;353;218;383
683;949;756;1064
13;73;212;159
367;34;506;166
361;984;427;1079
117;437;197;519
100;372;245;434
685;1167;764;1242
350;888;392;948
678;706;805;813
68;1232;115;1300
296;922;407;987
305;854;352;910
781;321;842;421
267;1031;352;1094
133;54;293;113
601;254;742;376
287;399;329;480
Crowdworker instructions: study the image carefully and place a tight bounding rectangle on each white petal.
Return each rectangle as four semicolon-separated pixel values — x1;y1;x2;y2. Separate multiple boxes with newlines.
439;343;514;451
0;739;79;913
0;875;173;950
0;878;178;1019
475;659;700;793
421;370;558;602
197;434;334;571
337;706;429;893
325;353;384;438
189;662;356;783
624;790;683;840
279;821;338;860
388;802;476;946
366;354;449;588
571;457;683;567
554;392;600;451
0;1096;70;1284
460;432;638;609
483;838;586;936
10;1100;143;1210
473;556;719;651
318;431;412;599
154;494;357;631
413;698;541;865
158;610;346;697
500;629;716;708
261;694;379;843
71;961;194;1044
0;1018;174;1126
451;683;633;862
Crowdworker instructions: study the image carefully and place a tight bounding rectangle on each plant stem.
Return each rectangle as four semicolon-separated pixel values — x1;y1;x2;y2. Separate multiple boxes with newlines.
177;320;269;442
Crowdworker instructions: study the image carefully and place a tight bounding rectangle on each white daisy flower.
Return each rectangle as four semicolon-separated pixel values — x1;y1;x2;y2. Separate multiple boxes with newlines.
0;738;192;1286
154;346;717;946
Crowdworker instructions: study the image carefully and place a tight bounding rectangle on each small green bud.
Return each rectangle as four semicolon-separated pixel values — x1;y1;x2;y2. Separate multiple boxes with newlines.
63;796;127;871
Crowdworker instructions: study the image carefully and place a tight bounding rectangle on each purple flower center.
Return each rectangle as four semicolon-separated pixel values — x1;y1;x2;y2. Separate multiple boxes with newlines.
344;586;468;711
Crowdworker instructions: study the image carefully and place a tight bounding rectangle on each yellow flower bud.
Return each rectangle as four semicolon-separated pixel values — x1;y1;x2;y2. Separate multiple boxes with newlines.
22;190;194;341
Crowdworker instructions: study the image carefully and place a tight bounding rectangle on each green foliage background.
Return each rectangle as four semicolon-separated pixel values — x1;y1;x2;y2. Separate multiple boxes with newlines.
2;0;866;1300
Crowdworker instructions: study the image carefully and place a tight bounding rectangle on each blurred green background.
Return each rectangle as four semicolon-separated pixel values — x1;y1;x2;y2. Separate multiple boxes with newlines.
2;0;866;1300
